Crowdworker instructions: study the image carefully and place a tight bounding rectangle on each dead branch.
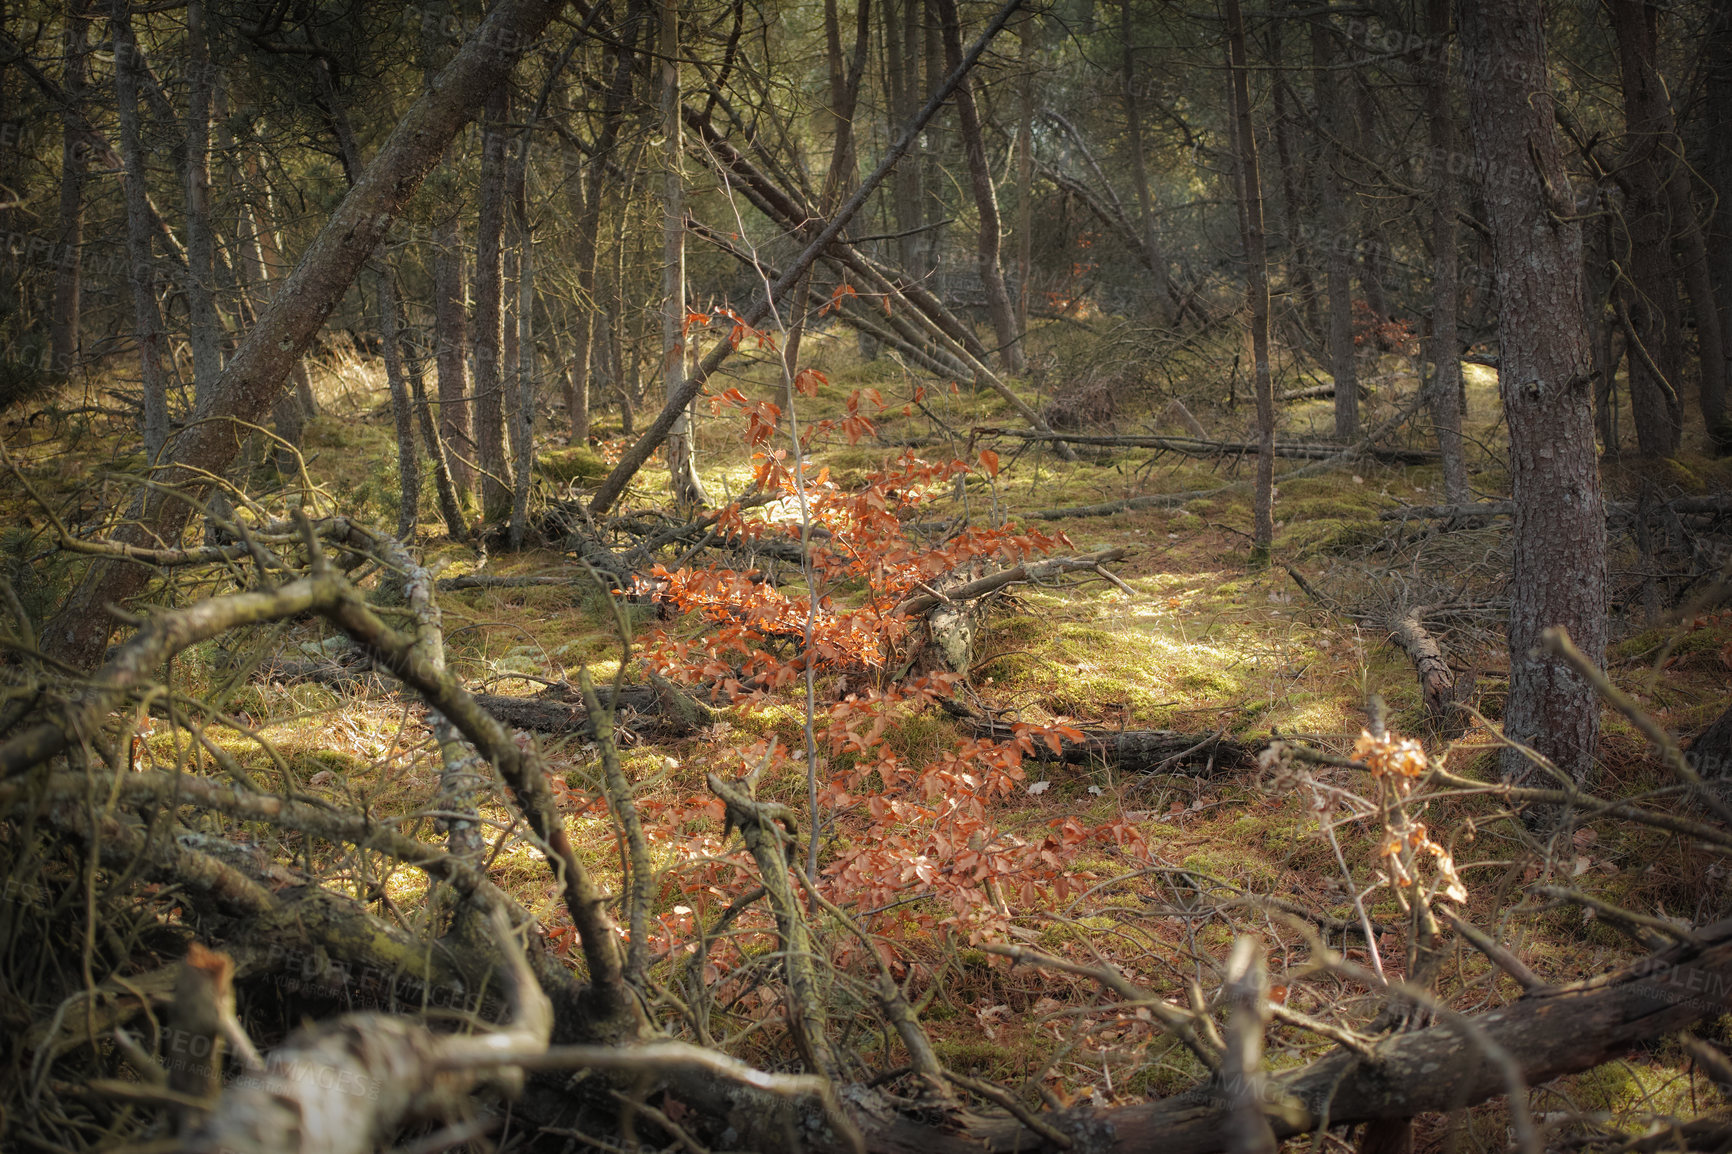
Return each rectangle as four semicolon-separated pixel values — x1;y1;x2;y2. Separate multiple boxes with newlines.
706;770;845;1080
1542;627;1732;826
894;548;1129;616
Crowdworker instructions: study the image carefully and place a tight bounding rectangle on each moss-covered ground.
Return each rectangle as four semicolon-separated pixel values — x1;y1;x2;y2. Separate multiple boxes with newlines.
4;317;1730;1130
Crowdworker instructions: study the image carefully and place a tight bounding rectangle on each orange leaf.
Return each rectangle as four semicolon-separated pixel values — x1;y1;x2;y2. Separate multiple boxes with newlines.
979;449;1000;478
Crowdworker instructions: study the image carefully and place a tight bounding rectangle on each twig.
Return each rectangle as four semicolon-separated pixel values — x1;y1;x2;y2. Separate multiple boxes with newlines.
1540;627;1732;826
1438;910;1552;994
943;1070;1073;1149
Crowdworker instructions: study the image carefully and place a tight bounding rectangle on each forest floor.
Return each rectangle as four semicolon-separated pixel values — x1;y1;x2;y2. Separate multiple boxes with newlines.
6;319;1732;1147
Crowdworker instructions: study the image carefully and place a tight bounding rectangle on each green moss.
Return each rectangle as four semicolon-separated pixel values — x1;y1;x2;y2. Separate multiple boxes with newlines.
933;1038;1035;1078
536;446;610;485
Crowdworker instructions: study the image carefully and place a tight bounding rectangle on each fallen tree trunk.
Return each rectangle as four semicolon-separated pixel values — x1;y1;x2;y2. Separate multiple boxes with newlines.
1276;382;1352;402
183;911;1732;1154
259;660;714;739
975;427;1438;465
965;716;1250;772
480;674;715;738
1033;394;1426;520
1380;496;1732;521
894;548;1129;616
1387;607;1458;724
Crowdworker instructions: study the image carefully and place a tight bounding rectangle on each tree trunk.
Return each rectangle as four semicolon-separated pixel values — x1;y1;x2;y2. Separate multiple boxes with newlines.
1462;0;1608;785
377;267;420;541
935;0;1023;373
887;0;927;275
1225;0;1276;560
1015;20;1035;338
50;0;92;378
184;0;222;407
405;327;467;541
1268;26;1318;346
433;206;473;498
475;87;513;524
1423;0;1467;504
1611;0;1684;457
1706;0;1732;452
43;0;571;671
661;0;710;508
111;0;170;463
509;148;536;550
923;0;948;265
1620;0;1727;446
611;201;635;437
241;142;319;459
1584;203;1622;455
568;1;641;446
1120;0;1171;322
1312;6;1358;440
784;0;872;400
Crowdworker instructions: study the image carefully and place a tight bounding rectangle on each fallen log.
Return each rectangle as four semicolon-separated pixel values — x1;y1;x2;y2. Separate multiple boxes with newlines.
435;573;572;591
192;907;1732;1154
975;427;1438;465
259;659;714;739
495;673;715;737
1032;394;1428;520
1276;382;1343;402
966;716;1250;772
1380;496;1732;521
1386;607;1458;724
894;548;1129;617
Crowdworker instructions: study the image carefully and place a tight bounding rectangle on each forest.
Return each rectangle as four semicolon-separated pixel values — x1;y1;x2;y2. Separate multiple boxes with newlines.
1;0;1731;1150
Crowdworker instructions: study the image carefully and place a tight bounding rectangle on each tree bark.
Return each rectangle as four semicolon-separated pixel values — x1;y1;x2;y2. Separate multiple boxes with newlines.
1119;0;1171;321
240;141;318;461
43;0;572;671
1623;0;1728;446
783;0;873;401
111;0;170;463
50;0;92;378
887;0;928;275
1462;0;1608;785
1015;20;1035;337
661;0;711;508
1225;0;1276;559
1423;0;1467;504
509;145;536;550
379;267;420;541
432;206;474;498
405;328;468;541
185;0;223;407
1611;0;1685;456
657;50;702;494
1706;0;1732;452
1268;23;1318;346
564;15;638;446
935;0;1024;373
475;86;513;524
1312;5;1358;440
